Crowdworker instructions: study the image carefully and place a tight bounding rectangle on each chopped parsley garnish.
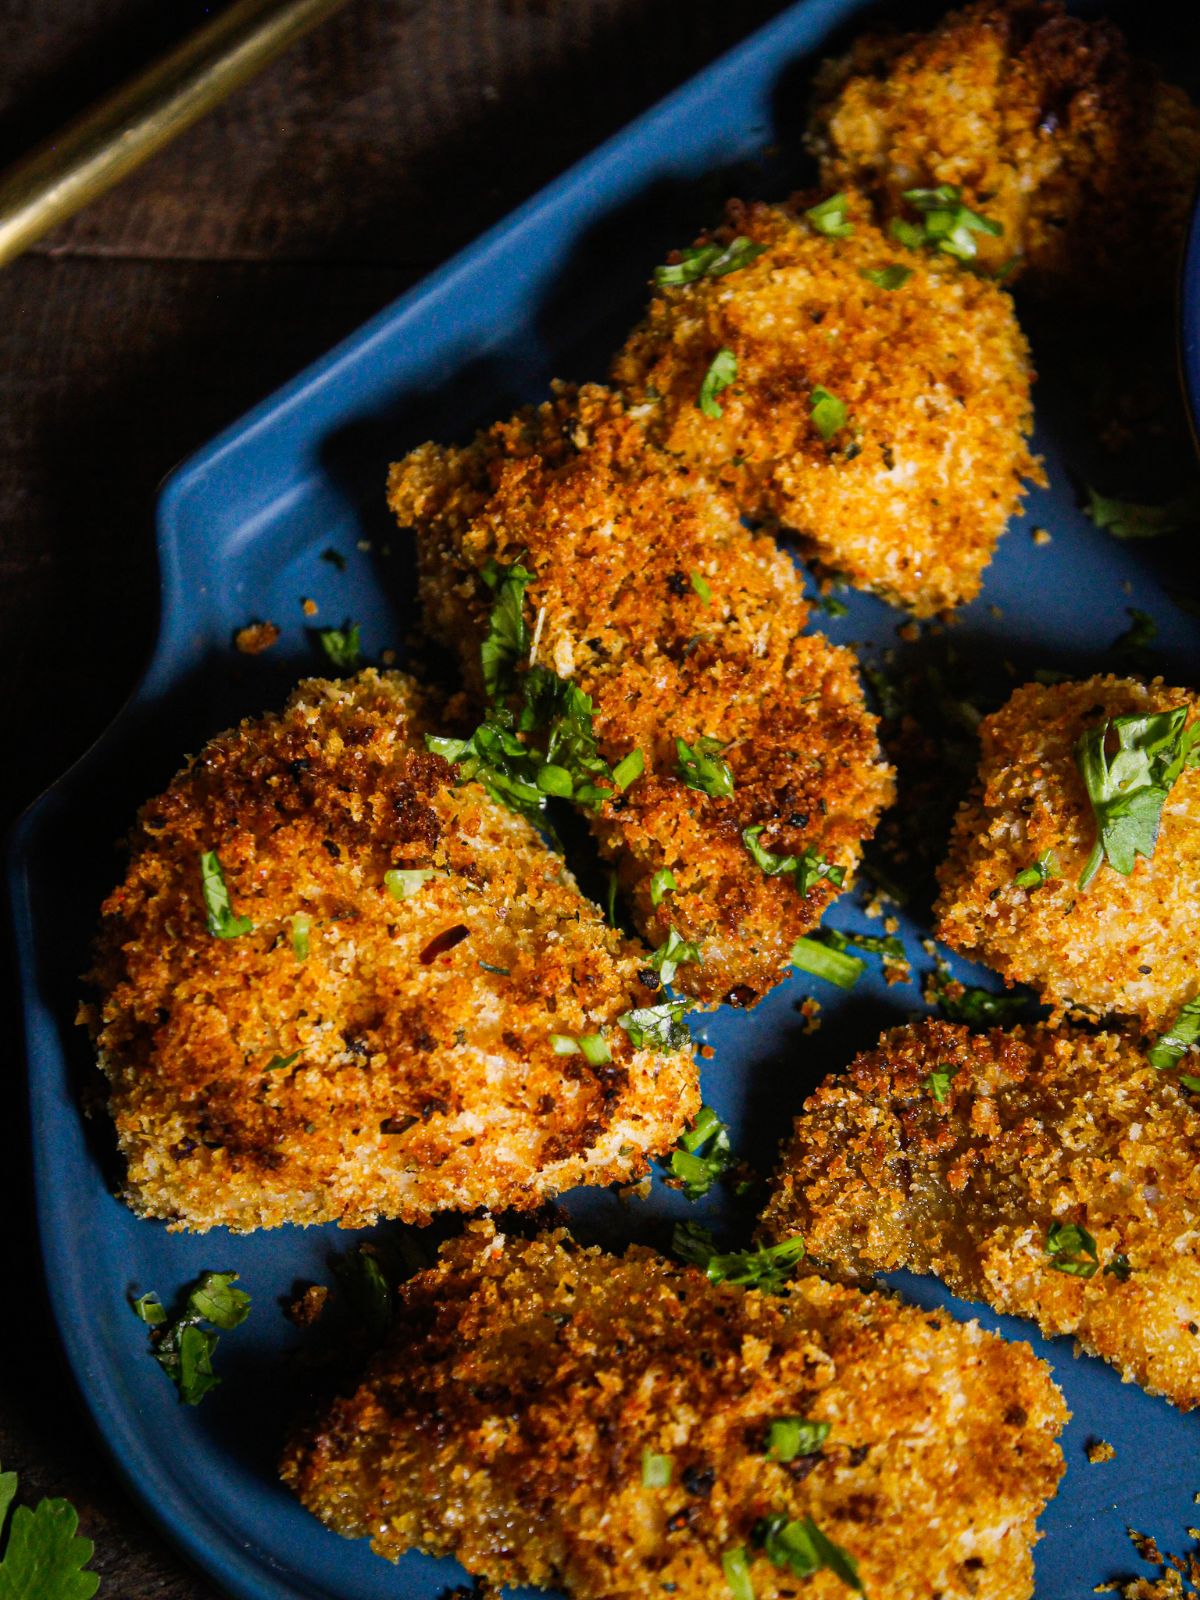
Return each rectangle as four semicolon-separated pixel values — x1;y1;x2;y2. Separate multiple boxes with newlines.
743;826;845;896
698;348;737;419
641;1450;673;1488
289;912;311;961
690;570;713;604
931;961;1030;1025
612;748;645;790
655;236;766;286
0;1462;99;1600
893;184;1002;261
385;867;437;900
650;867;677;907
859;264;911;290
1075;708;1199;888
330;1244;393;1342
479;558;535;698
805;192;854;239
789;936;864;989
551;1032;611;1065
265;1050;301;1073
722;1547;755;1600
670;1105;735;1199
317;621;362;672
673;1222;805;1291
810;386;849;442
1084;485;1200;541
199;850;253;939
766;1416;830;1461
820;591;850;617
1104;1254;1132;1282
1045;1221;1099;1278
1014;849;1057;890
132;1270;250;1404
1147;996;1200;1071
925;1065;956;1104
758;1515;863;1592
605;870;619;926
677;735;734;797
650;926;703;986
618;1000;692;1053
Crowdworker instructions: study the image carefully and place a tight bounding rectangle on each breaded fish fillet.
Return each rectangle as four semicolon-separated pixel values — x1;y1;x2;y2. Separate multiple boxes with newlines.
281;1221;1067;1600
611;195;1040;615
83;670;698;1232
760;1020;1200;1409
935;675;1200;1031
388;384;893;1007
807;0;1200;299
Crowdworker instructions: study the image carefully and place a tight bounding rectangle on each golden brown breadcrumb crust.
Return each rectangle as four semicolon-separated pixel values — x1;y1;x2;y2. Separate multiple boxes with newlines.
83;671;698;1232
611;195;1040;615
807;0;1200;299
934;675;1200;1030
281;1222;1067;1600
760;1019;1200;1409
388;384;893;1007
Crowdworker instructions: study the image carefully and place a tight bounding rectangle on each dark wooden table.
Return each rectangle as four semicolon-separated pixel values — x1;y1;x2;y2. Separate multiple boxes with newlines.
0;1;791;1593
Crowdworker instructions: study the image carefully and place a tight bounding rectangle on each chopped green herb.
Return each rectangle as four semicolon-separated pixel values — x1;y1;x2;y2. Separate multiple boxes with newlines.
618;1000;692;1053
819;926;904;962
289;912;311;961
670;1105;735;1199
265;1050;301;1073
766;1416;830;1461
698;348;737;419
673;1222;805;1291
925;1065;956;1104
677;735;734;797
479;558;536;698
477;959;510;976
0;1462;99;1600
199;850;253;940
810;385;848;442
896;184;1002;261
331;1244;392;1342
385;867;437;900
931;961;1030;1026
641;1450;673;1488
859;264;912;290
789;936;864;989
650;926;703;986
820;592;850;617
743;825;845;897
1084;485;1200;541
550;1033;581;1055
612;748;645;791
805;192;854;239
317;622;362;672
578;1033;611;1066
654;236;766;286
1104;1253;1132;1282
1046;1220;1099;1278
134;1270;250;1405
690;570;713;604
1076;708;1199;888
722;1547;756;1600
1181;1075;1200;1094
1014;849;1057;890
1147;997;1200;1071
649;867;677;907
758;1514;863;1592
605;870;619;927
131;1292;165;1326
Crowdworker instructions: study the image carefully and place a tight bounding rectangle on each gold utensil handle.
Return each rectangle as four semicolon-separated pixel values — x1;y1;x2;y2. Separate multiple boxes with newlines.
0;0;352;267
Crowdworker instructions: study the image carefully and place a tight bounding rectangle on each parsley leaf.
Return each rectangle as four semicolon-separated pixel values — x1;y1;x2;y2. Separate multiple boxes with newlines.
805;192;854;239
1104;1254;1132;1282
1046;1221;1099;1277
670;1105;735;1199
677;736;734;797
1014;849;1057;890
650;926;703;986
722;1548;755;1600
655;237;766;286
758;1515;862;1592
1076;708;1199;888
649;867;677;907
766;1417;830;1461
859;264;911;290
641;1450;673;1487
1147;996;1200;1071
289;912;311;961
134;1270;251;1404
895;184;1002;261
810;386;848;442
618;1001;692;1053
673;1222;805;1291
931;961;1030;1026
1085;485;1200;541
317;622;362;672
479;558;535;698
690;570;713;604
698;348;737;419
385;867;437;900
0;1466;99;1600
265;1050;301;1073
925;1065;956;1104
199;850;253;939
743;825;845;897
790;936;864;989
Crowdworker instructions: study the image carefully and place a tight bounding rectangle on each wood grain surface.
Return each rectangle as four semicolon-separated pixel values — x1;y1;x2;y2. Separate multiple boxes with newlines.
1;2;787;1593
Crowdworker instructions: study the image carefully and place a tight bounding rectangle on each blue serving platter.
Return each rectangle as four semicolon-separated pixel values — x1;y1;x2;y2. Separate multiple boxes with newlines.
9;3;1200;1597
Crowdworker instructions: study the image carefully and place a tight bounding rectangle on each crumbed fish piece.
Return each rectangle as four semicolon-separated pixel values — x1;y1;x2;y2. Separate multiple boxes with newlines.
934;674;1200;1031
760;1019;1200;1409
83;670;698;1231
611;195;1040;614
281;1221;1067;1600
806;0;1200;300
388;384;892;1008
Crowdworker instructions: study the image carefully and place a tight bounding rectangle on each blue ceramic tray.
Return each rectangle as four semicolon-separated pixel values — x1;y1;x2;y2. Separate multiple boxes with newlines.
10;2;1200;1597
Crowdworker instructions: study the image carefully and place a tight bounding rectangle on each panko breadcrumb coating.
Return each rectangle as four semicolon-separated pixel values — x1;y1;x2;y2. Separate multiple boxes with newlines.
281;1221;1067;1600
610;195;1040;614
82;670;698;1232
760;1019;1200;1409
935;675;1200;1031
388;384;893;1007
807;0;1200;299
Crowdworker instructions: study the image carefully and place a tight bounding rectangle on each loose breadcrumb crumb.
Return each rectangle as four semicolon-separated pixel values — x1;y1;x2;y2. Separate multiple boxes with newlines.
234;621;280;655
